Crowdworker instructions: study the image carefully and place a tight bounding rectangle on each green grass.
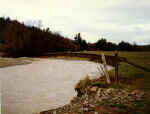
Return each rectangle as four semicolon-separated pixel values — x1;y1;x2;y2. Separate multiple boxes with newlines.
79;51;150;91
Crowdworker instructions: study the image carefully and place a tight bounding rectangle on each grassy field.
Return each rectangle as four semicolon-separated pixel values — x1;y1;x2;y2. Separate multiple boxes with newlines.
80;51;150;91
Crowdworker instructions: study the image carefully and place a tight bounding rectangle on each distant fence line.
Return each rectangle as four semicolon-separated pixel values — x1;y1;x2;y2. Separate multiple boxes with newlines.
41;52;150;84
42;52;150;72
42;52;125;66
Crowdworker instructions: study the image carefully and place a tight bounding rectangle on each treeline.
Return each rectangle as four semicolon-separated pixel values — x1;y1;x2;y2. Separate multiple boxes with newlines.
0;17;149;57
93;39;150;51
0;17;79;56
73;33;150;52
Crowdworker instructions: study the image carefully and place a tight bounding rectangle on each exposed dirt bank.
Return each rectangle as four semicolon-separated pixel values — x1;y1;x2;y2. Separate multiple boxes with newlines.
40;85;150;114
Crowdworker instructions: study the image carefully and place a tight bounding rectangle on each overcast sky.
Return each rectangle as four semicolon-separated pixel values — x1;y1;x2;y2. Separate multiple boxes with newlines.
0;0;150;45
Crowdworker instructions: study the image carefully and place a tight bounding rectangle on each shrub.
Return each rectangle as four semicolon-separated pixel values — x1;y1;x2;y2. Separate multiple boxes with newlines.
75;75;91;89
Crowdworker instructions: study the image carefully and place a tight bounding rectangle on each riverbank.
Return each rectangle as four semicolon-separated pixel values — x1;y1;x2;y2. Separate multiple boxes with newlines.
1;59;109;114
0;57;39;68
39;81;150;114
39;51;150;114
1;51;150;114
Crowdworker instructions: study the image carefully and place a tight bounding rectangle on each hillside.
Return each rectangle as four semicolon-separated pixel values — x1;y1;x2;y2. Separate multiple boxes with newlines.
0;17;79;57
0;17;150;57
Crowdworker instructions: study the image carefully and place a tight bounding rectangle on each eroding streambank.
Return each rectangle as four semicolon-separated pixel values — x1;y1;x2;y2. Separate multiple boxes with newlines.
0;58;112;114
40;85;150;114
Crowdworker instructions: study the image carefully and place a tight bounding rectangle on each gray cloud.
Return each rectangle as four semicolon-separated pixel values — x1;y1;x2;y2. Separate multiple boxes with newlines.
0;0;150;45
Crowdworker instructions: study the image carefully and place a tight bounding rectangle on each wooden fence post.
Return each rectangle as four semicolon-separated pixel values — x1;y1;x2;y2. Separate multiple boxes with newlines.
114;51;119;84
101;53;111;84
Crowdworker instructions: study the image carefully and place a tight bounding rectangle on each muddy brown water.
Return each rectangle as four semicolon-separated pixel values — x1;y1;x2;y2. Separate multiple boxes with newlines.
0;59;112;114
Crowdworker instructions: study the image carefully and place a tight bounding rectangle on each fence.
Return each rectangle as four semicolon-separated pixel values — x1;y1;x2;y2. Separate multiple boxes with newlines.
42;52;150;84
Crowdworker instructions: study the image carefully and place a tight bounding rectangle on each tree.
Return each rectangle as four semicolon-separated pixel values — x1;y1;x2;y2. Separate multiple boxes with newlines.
118;41;133;51
106;42;117;51
0;17;80;56
94;38;107;50
80;40;88;50
0;17;10;44
74;33;82;44
74;33;88;50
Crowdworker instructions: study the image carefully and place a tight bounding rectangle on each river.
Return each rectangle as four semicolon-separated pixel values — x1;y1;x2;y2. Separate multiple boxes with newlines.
0;59;112;114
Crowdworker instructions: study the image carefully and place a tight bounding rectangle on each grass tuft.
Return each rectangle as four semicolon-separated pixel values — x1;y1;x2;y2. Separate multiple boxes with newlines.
75;75;91;89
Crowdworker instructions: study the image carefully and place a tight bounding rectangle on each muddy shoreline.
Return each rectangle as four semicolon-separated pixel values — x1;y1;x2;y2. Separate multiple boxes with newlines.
1;58;111;114
39;84;150;114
